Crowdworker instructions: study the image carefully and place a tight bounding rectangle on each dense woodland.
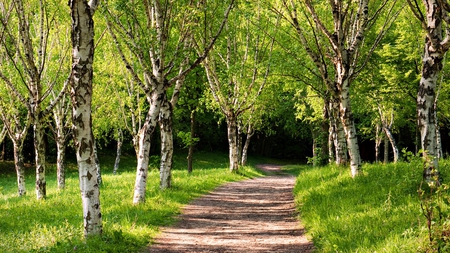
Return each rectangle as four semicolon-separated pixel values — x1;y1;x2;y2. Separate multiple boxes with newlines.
1;0;450;239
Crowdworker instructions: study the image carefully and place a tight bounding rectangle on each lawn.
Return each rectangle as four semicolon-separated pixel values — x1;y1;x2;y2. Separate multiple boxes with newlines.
0;151;263;253
285;158;450;252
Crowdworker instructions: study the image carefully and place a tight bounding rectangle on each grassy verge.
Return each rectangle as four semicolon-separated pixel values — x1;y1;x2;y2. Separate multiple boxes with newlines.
286;159;440;252
0;151;263;253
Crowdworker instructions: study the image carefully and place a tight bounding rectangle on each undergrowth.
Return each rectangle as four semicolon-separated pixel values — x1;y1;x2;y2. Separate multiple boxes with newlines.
0;151;263;253
286;157;448;253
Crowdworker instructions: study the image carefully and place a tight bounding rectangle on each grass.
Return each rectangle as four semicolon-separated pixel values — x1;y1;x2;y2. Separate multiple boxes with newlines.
284;158;443;253
0;151;263;253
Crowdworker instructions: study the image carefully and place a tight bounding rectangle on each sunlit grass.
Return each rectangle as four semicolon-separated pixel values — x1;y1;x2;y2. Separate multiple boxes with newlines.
0;151;263;253
287;160;434;252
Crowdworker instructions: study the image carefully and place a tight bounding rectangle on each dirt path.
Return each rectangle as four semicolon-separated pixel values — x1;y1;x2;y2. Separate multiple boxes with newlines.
145;164;314;253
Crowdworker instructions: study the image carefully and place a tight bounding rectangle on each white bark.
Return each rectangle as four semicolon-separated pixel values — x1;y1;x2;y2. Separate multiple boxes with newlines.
53;95;70;190
187;110;195;173
339;81;361;177
69;0;102;237
133;127;152;204
241;124;254;166
159;98;173;190
113;129;123;175
34;120;46;199
383;127;399;163
226;112;239;172
93;140;102;185
330;100;348;165
375;124;382;163
133;88;164;204
56;134;66;189
407;0;450;181
13;141;27;196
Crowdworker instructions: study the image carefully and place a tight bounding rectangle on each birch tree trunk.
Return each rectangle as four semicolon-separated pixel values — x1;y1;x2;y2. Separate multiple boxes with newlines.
159;97;173;190
384;127;399;163
338;78;361;177
56;133;66;189
375;124;382;163
69;0;102;237
54;98;69;190
93;141;102;185
13;141;27;196
226;112;239;172
133;88;164;203
34;119;46;199
113;129;123;175
187;110;195;173
241;124;254;166
328;123;335;164
330;100;348;165
237;124;243;164
407;0;450;182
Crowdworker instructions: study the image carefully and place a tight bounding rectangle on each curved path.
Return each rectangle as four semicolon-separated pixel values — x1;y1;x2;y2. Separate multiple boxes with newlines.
146;164;314;253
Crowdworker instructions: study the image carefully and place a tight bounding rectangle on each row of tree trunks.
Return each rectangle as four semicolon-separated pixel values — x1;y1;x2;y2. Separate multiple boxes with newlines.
283;0;397;176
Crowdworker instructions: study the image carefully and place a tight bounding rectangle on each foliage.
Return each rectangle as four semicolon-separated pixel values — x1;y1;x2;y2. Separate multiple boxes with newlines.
0;152;263;252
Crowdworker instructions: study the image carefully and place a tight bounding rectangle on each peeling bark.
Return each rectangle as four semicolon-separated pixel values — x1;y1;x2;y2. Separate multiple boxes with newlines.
69;0;102;237
34;120;46;199
329;100;348;165
159;97;173;190
13;142;27;196
133;88;164;204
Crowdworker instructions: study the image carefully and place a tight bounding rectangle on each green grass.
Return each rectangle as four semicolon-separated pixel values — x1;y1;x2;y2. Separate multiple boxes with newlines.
286;159;440;253
0;151;263;253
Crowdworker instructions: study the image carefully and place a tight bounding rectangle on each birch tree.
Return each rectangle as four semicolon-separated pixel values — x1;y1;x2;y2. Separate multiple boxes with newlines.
51;90;71;189
278;0;399;176
201;2;275;171
105;0;234;203
0;0;70;199
0;98;30;196
69;0;102;237
407;0;450;181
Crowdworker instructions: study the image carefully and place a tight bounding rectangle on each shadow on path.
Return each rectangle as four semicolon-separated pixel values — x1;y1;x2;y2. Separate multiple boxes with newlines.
146;164;314;253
